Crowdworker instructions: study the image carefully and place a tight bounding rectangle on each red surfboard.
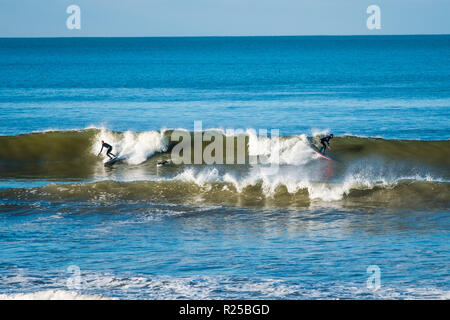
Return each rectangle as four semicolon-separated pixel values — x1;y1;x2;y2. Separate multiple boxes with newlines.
309;142;333;161
315;151;333;161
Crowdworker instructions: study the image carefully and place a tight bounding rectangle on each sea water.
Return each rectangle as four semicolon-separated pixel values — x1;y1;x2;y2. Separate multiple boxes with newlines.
0;36;449;299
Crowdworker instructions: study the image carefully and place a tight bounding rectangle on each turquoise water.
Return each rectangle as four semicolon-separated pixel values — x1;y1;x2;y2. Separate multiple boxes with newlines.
0;36;449;299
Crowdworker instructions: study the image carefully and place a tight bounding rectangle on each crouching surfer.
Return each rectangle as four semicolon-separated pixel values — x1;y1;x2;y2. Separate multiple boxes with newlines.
98;140;117;160
319;134;334;154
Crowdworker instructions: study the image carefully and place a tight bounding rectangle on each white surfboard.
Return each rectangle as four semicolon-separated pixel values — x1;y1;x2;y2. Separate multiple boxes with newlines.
104;156;126;166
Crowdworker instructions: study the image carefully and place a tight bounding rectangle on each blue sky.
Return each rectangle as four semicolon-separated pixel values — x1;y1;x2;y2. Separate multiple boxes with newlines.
1;0;449;37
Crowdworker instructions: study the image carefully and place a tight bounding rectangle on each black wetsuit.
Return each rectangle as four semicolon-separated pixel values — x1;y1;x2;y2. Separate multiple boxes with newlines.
99;142;116;159
320;136;332;154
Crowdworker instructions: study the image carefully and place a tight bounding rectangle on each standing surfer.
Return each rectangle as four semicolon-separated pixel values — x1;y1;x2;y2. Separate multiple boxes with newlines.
98;140;117;160
319;134;334;154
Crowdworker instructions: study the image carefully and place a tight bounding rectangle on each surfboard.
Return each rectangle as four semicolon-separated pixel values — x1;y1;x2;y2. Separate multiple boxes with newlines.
315;151;333;161
157;160;171;167
104;156;125;166
309;143;333;161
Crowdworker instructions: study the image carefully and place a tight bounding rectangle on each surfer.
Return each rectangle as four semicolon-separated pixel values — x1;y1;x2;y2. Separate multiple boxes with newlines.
319;134;334;154
157;160;171;167
98;140;117;160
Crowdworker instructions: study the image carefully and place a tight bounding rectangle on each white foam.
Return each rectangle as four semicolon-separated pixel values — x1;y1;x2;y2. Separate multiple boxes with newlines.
174;167;220;186
170;163;442;202
93;128;168;165
2;273;448;300
0;290;115;300
246;129;315;165
311;128;330;138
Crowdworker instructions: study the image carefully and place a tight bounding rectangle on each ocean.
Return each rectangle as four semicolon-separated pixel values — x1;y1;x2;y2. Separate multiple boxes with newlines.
0;36;449;299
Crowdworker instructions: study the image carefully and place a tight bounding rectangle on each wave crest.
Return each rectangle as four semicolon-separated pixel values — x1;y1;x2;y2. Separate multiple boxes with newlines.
2;177;448;210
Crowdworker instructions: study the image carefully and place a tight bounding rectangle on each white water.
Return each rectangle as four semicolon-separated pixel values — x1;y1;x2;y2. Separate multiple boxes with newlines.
90;128;443;202
93;128;169;165
0;290;114;300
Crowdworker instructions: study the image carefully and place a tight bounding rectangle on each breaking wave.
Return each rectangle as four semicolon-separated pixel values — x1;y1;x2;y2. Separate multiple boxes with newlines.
0;128;448;209
1;177;448;210
0;127;448;166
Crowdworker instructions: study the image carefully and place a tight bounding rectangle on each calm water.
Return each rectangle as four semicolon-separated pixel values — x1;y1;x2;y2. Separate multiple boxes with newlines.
0;36;449;299
1;36;449;138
